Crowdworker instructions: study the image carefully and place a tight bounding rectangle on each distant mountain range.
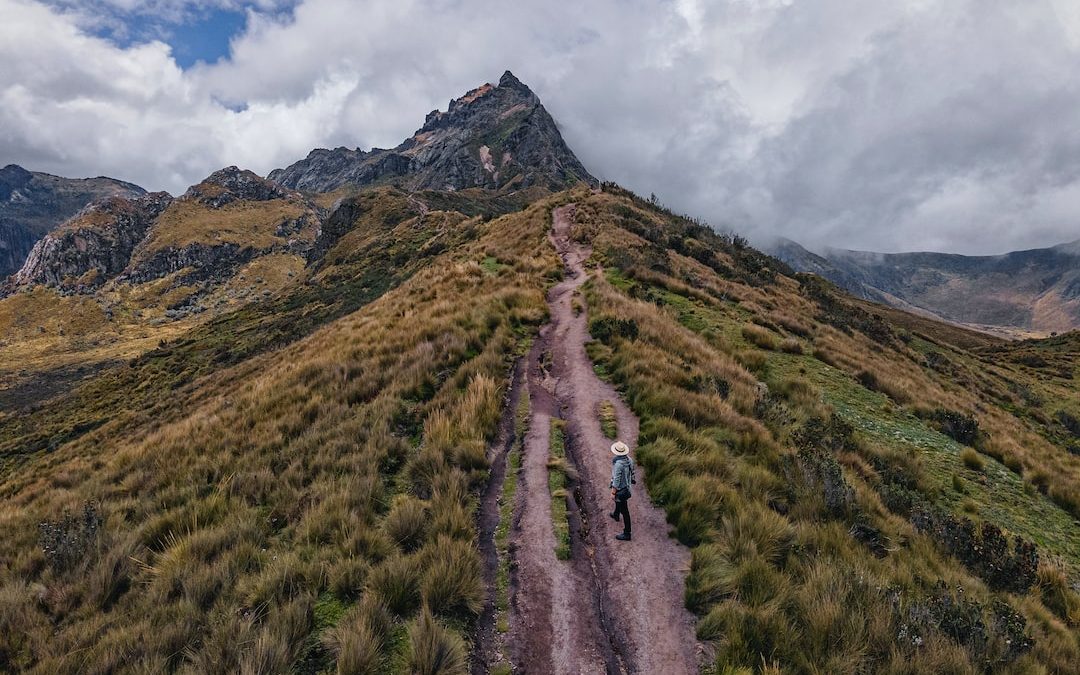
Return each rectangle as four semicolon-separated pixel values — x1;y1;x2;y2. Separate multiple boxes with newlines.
0;165;145;277
769;238;1080;335
8;69;1077;341
3;71;595;322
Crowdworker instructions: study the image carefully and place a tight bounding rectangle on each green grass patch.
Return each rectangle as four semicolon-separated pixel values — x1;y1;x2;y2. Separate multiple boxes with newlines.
494;388;529;632
769;350;1080;567
481;256;505;275
599;400;618;439
548;419;572;560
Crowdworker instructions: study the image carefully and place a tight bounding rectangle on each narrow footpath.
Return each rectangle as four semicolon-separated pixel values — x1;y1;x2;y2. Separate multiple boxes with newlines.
481;204;700;674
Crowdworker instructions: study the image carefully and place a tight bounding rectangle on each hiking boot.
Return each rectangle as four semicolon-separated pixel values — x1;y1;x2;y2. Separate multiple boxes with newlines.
615;533;631;541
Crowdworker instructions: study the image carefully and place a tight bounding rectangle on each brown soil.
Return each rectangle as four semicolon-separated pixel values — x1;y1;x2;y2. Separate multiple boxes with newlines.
479;204;700;674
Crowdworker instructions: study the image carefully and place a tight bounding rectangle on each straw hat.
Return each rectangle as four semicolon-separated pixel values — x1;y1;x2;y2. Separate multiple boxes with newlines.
610;441;630;456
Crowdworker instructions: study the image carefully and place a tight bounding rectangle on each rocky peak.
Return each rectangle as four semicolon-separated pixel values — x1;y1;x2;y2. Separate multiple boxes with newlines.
497;69;532;94
184;166;293;207
269;70;594;193
0;165;33;200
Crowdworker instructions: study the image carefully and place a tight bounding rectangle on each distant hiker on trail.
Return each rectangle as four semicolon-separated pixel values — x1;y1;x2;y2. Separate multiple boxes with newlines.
609;441;636;541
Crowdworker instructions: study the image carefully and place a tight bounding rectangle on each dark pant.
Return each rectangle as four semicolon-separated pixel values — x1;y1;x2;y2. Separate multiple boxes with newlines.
613;496;631;536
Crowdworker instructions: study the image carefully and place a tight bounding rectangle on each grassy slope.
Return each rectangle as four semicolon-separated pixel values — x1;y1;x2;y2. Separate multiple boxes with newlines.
575;187;1080;672
4;181;1079;672
132;199;313;261
0;190;563;672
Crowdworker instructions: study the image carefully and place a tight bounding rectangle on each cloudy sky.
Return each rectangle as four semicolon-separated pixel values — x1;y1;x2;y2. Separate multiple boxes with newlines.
3;0;1080;254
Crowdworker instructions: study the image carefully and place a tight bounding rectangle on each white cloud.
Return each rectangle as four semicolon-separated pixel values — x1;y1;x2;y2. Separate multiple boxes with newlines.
3;0;1080;254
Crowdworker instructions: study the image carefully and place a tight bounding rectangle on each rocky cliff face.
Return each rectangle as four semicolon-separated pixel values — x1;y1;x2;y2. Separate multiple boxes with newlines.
770;238;1080;334
0;164;146;278
12;193;172;291
183;166;295;207
269;71;595;193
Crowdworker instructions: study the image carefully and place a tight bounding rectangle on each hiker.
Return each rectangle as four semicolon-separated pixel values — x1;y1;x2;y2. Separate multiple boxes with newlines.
609;440;636;541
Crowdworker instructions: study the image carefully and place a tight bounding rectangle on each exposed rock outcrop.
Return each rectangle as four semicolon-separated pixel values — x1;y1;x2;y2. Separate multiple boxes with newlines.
0;164;146;277
183;166;296;206
11;193;171;292
269;71;595;193
8;166;318;298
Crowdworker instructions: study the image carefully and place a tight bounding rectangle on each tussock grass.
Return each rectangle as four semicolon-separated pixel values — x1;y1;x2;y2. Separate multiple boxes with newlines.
0;193;563;670
495;387;529;635
406;607;467;675
741;324;778;351
960;447;985;472
574;187;1080;672
5;184;1080;672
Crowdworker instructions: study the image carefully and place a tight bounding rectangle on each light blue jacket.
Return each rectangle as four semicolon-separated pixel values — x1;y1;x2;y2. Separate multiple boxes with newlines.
611;455;635;492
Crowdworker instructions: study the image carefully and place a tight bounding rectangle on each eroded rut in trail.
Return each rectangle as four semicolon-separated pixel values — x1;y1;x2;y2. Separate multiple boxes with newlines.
477;204;700;674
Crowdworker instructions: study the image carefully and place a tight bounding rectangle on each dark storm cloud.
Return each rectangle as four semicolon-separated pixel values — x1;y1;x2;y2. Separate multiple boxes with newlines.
2;0;1080;254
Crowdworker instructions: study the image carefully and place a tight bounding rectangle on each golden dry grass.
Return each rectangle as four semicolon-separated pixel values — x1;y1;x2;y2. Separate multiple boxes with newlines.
575;186;1080;672
0;194;561;671
133;198;314;261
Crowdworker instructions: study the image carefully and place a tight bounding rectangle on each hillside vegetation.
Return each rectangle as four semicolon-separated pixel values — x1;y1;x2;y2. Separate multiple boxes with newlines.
1;181;1078;673
576;186;1080;672
0;188;563;672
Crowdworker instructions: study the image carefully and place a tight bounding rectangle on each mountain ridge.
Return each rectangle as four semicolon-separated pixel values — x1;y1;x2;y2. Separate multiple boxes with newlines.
769;236;1080;335
0;164;146;278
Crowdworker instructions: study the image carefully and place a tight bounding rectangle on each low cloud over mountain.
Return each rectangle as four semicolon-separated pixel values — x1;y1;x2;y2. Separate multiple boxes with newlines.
5;0;1080;254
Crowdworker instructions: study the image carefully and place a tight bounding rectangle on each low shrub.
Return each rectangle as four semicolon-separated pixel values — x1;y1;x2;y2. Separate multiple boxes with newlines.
928;409;980;446
894;582;1034;667
38;501;103;573
589;316;639;343
911;508;1038;594
1056;410;1080;438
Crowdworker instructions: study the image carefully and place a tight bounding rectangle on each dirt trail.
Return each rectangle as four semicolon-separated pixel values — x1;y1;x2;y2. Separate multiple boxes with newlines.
496;204;699;674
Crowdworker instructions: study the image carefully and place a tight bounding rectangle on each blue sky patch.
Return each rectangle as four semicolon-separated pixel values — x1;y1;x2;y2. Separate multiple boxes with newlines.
166;8;248;68
69;1;259;69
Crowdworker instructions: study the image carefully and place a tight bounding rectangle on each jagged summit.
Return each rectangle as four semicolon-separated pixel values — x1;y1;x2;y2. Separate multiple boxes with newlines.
268;71;594;193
